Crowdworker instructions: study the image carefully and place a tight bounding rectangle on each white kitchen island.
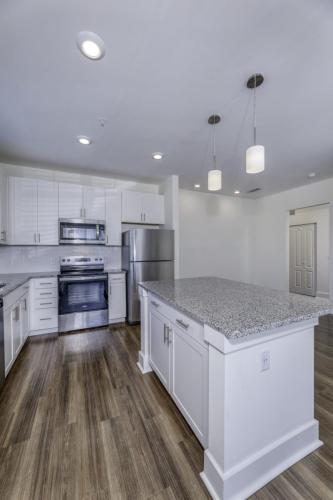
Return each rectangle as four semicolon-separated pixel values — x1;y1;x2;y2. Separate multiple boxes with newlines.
137;277;333;500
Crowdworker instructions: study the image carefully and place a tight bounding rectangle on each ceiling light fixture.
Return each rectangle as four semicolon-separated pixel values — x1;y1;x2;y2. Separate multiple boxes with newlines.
152;152;163;160
308;172;316;178
77;31;105;60
234;190;240;194
246;73;265;174
194;184;200;189
207;114;222;191
77;135;92;145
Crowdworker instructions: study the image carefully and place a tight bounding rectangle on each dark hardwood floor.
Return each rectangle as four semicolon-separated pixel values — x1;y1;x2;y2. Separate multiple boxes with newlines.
0;317;333;499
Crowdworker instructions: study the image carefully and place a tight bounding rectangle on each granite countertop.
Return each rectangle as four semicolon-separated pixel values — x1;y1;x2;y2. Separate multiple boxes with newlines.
0;272;59;297
139;277;333;340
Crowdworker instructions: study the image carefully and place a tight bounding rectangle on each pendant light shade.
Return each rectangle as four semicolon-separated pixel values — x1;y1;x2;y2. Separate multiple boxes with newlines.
208;169;222;191
246;73;265;174
246;144;265;174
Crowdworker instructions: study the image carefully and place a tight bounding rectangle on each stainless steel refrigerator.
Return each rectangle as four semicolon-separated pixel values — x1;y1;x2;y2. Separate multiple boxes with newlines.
122;229;174;324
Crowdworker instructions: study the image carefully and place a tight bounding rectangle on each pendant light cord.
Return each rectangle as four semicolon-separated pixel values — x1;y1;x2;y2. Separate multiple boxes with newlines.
253;74;257;145
213;115;217;169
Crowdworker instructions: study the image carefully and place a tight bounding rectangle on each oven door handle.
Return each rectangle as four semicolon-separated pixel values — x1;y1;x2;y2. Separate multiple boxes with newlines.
59;275;108;283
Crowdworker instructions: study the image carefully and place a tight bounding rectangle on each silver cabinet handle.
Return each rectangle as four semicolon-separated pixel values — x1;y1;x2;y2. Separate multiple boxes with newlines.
13;305;20;321
167;326;172;345
163;324;167;344
40;302;52;306
24;299;27;310
106;235;109;244
144;213;146;222
34;233;37;243
40;292;52;295
1;230;6;242
151;301;159;307
38;233;41;243
176;319;189;330
40;282;53;285
40;317;52;321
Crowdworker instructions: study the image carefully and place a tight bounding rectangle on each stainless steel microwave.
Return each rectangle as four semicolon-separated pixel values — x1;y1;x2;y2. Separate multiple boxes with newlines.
59;219;106;245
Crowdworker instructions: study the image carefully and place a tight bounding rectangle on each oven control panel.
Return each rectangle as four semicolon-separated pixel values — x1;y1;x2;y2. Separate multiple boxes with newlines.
60;256;104;266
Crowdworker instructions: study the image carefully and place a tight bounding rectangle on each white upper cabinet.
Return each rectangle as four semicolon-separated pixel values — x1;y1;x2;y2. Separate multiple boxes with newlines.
142;193;165;224
8;177;38;245
0;170;8;244
84;186;106;220
8;177;58;245
59;182;84;219
105;189;121;246
37;180;59;245
121;191;165;224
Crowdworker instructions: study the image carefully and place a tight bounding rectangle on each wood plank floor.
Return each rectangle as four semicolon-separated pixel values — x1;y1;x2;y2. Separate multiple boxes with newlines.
0;317;332;499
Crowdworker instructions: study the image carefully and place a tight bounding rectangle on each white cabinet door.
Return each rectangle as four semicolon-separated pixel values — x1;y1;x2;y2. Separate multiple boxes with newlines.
105;190;121;246
84;186;106;220
8;177;38;245
142;193;165;224
4;307;13;375
59;182;84;219
37;180;59;245
121;191;143;223
0;171;8;244
149;308;170;389
170;324;208;446
20;292;29;343
109;276;126;321
12;303;22;357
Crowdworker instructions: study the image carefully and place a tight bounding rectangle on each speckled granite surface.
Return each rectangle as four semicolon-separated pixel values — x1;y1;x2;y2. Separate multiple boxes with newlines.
0;272;59;297
139;277;333;340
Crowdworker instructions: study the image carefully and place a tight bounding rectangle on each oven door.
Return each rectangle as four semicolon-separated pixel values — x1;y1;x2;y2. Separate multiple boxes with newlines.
59;219;105;245
59;274;108;315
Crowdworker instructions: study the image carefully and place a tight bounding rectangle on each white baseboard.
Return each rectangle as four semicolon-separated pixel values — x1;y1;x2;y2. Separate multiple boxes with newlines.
201;419;322;500
137;351;152;374
29;327;58;336
317;291;329;299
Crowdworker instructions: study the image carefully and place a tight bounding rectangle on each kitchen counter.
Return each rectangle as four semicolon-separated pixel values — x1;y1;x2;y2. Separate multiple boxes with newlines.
0;272;59;297
139;277;333;340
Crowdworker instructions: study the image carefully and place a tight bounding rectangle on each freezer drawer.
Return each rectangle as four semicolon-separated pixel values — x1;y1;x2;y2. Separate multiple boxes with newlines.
127;261;174;324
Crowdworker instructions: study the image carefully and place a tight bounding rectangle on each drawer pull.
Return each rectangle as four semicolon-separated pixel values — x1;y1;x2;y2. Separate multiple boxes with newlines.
40;302;53;306
151;301;160;307
40;282;53;285
176;319;189;330
40;317;52;321
40;292;52;295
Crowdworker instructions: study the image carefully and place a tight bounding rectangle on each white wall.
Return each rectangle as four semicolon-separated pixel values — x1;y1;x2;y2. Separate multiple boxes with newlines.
179;189;255;281
290;205;329;297
159;175;180;278
250;178;333;298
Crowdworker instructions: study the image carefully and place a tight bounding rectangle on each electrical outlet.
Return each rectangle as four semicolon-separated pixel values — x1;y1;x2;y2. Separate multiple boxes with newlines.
261;350;270;371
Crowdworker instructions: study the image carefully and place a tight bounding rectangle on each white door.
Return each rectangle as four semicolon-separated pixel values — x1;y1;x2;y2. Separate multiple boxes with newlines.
290;224;316;296
8;177;38;244
149;308;170;389
142;193;165;224
105;190;122;246
59;182;84;219
84;186;106;220
109;277;126;321
170;325;208;446
121;191;143;223
37;180;59;245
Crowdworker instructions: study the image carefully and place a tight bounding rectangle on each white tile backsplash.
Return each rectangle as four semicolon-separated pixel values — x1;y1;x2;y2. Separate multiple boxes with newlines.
0;245;122;273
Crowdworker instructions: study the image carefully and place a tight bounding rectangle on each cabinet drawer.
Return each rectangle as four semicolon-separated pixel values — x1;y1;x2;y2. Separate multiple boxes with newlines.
149;294;205;348
32;277;57;289
109;274;125;282
31;308;58;330
34;297;58;309
33;288;57;299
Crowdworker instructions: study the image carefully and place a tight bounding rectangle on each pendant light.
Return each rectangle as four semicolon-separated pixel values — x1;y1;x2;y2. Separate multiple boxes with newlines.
246;73;265;174
208;114;222;191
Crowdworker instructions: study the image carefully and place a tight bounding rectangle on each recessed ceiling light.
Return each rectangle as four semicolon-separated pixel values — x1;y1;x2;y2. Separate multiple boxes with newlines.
308;172;316;178
77;135;92;145
77;31;105;60
152;152;163;160
234;190;241;194
194;184;200;189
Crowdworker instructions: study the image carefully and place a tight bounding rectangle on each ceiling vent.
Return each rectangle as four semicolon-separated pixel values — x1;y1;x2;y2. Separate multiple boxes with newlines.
247;187;261;193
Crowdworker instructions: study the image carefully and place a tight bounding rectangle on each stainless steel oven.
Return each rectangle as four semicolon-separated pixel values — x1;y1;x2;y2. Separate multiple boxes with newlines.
58;256;108;332
59;219;105;245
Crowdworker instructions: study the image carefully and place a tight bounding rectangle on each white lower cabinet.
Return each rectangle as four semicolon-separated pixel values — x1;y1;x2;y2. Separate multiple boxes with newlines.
4;284;30;376
149;307;171;389
30;277;58;334
108;274;126;323
148;298;208;446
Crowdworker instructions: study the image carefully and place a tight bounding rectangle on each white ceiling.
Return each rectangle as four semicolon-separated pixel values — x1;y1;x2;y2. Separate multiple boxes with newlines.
0;0;333;197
